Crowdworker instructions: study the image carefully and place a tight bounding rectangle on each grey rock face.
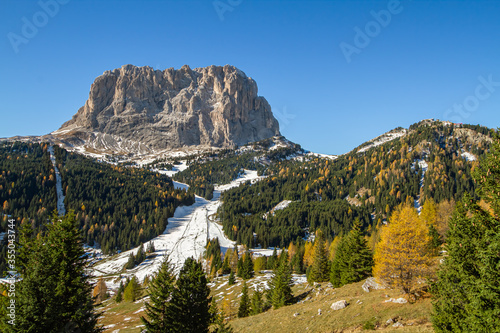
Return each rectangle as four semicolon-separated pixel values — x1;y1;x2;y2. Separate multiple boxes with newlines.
54;64;280;152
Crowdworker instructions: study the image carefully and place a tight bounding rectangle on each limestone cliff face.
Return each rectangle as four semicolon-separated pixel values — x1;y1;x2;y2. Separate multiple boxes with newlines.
55;64;280;152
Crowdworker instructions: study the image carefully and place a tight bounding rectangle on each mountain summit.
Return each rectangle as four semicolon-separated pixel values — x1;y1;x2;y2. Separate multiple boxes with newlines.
53;64;280;153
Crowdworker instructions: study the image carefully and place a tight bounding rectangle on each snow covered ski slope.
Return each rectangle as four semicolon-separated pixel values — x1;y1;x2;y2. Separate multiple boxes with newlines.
92;170;265;285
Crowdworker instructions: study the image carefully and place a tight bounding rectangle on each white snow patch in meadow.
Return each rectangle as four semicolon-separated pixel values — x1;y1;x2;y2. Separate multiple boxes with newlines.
215;281;228;290
92;170;264;285
292;274;308;285
251;248;281;257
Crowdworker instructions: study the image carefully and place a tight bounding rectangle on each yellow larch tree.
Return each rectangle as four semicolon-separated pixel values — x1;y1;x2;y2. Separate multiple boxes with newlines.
303;241;314;267
92;277;108;303
420;198;437;227
373;202;432;297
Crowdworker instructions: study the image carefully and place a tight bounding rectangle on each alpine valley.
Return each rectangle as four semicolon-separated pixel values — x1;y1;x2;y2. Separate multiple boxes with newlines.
1;65;497;332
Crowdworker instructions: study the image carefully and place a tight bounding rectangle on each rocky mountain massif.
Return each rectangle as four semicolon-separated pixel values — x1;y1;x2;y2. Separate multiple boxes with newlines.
50;64;280;155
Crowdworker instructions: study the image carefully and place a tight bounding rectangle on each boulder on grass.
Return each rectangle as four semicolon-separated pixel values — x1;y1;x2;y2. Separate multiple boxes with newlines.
331;300;348;310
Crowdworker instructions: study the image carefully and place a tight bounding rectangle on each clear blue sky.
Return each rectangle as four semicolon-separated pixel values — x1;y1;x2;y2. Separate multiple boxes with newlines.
1;0;499;154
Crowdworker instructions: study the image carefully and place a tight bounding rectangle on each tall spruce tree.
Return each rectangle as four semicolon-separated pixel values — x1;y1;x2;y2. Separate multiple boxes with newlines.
125;252;136;270
228;270;236;286
432;131;500;332
135;243;146;266
330;236;346;288
115;280;124;303
267;247;278;269
239;252;254;280
12;211;102;333
170;257;212;332
308;229;329;283
250;289;264;315
269;251;294;309
142;258;177;332
237;281;250;318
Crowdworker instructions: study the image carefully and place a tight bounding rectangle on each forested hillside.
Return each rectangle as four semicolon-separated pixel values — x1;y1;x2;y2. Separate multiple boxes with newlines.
0;142;194;275
219;121;493;248
0;142;57;228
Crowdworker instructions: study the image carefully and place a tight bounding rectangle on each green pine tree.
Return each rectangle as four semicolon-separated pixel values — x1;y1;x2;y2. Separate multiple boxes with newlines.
240;252;254;280
228;270;236;286
237;281;250;318
11;211;102;333
170;257;212;333
221;252;231;274
250;289;264;315
428;224;442;256
269;251;294;309
432;131;500;332
329;238;345;288
135;243;146;265
146;241;156;254
141;257;176;332
236;256;244;278
125;252;136;270
115;289;123;303
267;247;278;269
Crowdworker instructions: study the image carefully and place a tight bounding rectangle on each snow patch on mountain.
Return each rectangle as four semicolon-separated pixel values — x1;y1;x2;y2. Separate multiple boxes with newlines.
306;152;338;160
413;159;428;214
263;200;294;219
461;151;477;161
156;161;189;178
357;128;407;153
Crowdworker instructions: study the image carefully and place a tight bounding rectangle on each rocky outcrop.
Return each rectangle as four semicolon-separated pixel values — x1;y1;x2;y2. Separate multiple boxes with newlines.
362;277;386;292
53;64;280;153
